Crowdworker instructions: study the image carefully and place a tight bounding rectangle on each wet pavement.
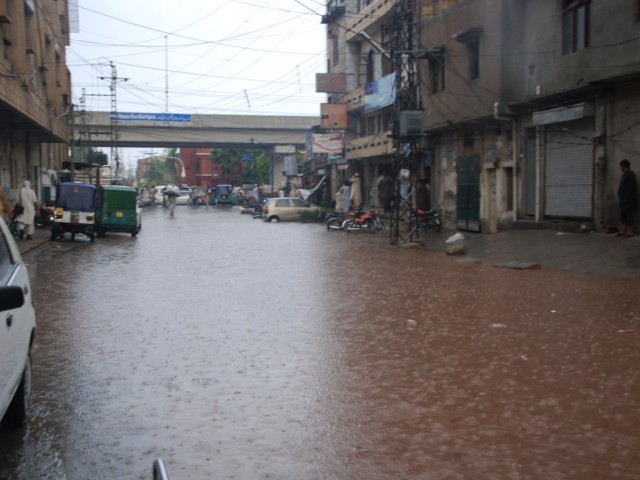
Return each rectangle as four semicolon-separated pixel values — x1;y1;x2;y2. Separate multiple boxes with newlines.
1;206;639;479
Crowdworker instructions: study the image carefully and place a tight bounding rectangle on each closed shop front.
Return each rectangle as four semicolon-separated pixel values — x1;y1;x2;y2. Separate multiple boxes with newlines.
543;119;594;219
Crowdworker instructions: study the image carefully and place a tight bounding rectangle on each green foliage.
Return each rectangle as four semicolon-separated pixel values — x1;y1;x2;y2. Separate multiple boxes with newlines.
145;159;167;186
209;148;266;185
299;208;327;223
165;148;180;179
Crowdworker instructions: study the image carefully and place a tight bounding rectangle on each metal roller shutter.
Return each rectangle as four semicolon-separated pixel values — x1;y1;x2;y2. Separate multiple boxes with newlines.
544;120;594;219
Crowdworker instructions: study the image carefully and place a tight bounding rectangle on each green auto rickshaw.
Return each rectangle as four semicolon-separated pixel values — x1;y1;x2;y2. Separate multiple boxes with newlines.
96;185;141;238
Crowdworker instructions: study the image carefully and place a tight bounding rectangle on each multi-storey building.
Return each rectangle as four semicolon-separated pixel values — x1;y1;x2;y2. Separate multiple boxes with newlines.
0;0;72;200
422;0;640;232
323;0;639;232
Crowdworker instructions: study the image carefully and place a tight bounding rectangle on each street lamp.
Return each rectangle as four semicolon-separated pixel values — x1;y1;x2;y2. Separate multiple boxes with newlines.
166;156;185;185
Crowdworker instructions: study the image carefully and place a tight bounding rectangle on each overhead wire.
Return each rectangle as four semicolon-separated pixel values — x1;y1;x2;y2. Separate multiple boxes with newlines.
70;0;327;115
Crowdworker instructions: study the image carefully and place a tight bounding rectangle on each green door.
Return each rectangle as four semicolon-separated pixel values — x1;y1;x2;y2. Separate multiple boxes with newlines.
456;155;481;232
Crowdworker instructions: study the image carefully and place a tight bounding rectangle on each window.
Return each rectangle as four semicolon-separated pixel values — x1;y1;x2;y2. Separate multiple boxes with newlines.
429;56;445;92
380;25;393;76
366;49;374;84
562;0;590;54
468;40;479;80
636;0;640;21
332;34;339;66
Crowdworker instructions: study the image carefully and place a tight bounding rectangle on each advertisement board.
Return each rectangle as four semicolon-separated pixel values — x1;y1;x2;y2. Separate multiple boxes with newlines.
316;73;348;93
311;133;344;154
364;72;396;112
320;103;348;129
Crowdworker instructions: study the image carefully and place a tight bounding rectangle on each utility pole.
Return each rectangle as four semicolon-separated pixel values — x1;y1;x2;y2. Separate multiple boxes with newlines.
389;0;424;245
99;61;128;179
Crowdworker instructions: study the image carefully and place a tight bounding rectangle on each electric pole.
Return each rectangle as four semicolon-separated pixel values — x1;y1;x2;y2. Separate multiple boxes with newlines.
389;0;424;245
99;61;128;179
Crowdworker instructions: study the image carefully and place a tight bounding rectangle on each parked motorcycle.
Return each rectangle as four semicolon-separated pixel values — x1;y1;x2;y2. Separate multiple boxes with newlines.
251;198;269;219
35;205;55;228
414;208;442;232
326;209;361;231
343;210;384;233
188;193;207;206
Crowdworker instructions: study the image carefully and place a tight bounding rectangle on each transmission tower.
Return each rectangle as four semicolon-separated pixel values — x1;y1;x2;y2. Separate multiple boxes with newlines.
389;0;424;245
99;61;128;178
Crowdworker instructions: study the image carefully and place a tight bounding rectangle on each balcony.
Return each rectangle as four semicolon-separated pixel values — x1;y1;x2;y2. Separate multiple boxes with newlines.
345;131;394;160
321;0;346;24
346;0;395;41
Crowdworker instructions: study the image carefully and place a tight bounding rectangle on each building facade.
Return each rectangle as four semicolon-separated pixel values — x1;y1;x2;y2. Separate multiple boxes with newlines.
0;0;72;201
322;0;640;232
421;0;640;232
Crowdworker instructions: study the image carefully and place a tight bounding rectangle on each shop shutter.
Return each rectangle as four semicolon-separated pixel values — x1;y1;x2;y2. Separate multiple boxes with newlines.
544;120;594;218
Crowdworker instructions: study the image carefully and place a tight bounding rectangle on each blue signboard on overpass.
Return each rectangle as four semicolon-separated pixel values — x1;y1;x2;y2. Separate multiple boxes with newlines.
109;112;192;122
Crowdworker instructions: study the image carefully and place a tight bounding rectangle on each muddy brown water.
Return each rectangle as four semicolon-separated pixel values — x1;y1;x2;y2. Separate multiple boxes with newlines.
1;206;638;479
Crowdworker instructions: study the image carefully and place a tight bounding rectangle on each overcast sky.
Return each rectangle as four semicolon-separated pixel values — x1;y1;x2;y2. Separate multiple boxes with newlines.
67;1;328;118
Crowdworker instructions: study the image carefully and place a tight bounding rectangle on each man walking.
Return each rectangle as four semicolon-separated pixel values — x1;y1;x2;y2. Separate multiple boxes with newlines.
617;159;637;238
16;180;38;240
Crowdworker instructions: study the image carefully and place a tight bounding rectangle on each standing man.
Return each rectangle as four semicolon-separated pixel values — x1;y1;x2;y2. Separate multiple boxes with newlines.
617;159;637;238
16;180;39;240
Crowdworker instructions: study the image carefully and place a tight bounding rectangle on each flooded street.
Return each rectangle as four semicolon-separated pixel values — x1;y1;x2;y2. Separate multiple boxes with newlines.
1;206;639;479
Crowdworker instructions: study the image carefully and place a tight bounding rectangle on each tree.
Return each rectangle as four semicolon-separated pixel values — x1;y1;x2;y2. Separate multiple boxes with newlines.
164;148;180;183
143;159;166;186
210;148;260;185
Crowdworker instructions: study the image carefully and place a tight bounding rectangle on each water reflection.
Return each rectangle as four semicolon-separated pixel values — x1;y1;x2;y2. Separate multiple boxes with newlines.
0;206;637;479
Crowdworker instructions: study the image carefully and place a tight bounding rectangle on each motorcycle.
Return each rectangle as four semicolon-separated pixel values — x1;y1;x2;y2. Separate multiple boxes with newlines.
326;209;361;231
35;205;55;228
251;198;269;219
343;210;384;233
188;193;207;206
414;208;442;232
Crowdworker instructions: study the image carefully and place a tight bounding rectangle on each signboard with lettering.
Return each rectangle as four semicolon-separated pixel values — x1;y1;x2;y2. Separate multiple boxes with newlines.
321;103;348;129
316;73;348;93
311;132;344;154
109;112;193;122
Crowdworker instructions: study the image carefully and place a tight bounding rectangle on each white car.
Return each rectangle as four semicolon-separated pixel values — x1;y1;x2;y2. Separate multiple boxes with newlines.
262;197;322;222
0;219;36;429
175;190;191;206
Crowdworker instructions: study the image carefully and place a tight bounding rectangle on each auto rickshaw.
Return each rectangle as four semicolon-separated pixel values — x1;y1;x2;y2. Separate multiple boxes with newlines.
215;184;234;206
96;185;141;238
50;182;97;242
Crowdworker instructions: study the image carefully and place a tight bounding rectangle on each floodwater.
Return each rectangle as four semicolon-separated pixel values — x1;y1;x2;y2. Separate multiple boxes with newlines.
1;206;639;479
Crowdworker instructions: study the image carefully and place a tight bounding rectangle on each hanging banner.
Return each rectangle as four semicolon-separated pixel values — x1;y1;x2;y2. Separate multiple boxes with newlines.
364;72;396;112
311;132;344;154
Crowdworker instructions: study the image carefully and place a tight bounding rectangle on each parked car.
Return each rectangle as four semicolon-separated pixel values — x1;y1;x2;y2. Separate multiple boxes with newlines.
175;190;191;206
0;218;36;429
262;197;321;222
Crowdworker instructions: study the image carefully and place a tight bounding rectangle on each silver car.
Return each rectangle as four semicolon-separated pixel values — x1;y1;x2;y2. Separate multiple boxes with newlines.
0;219;36;429
262;197;321;222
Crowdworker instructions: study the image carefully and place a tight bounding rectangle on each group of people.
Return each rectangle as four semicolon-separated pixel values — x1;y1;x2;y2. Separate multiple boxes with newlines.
0;180;39;240
335;173;363;213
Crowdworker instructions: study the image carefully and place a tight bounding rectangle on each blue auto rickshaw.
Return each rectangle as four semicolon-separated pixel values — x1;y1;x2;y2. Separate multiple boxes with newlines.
96;185;141;238
215;184;234;206
50;182;97;242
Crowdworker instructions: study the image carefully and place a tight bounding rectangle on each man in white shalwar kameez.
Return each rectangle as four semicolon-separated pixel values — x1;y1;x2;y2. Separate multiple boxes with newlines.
16;180;39;240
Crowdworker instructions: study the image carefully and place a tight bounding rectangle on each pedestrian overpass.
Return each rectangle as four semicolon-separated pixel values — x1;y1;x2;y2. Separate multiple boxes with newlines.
72;111;318;149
